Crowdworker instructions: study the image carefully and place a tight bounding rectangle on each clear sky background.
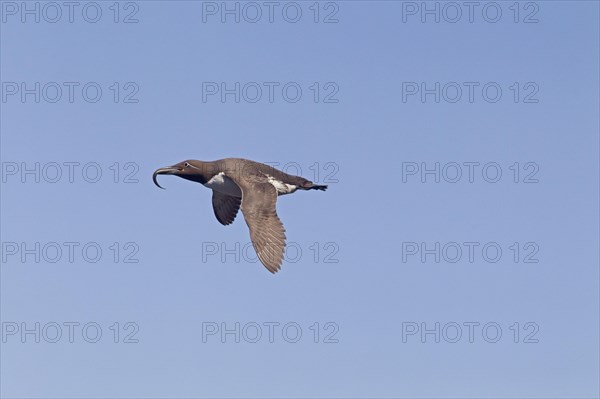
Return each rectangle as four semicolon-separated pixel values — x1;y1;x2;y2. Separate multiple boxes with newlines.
1;1;599;398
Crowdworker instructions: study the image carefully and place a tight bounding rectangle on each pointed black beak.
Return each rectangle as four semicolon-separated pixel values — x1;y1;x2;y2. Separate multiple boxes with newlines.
153;166;180;189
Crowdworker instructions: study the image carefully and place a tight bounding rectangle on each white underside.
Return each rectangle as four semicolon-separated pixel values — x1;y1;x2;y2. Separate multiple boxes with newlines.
267;176;297;195
203;172;242;197
204;172;297;197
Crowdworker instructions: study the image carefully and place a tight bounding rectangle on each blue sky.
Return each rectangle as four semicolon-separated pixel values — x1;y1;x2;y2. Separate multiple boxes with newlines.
1;1;599;398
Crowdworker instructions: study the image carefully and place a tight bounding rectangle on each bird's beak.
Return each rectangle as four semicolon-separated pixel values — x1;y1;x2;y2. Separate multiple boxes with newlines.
153;166;180;189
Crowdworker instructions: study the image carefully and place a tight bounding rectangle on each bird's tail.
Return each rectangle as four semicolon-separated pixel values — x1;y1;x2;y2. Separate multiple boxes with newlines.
302;182;328;191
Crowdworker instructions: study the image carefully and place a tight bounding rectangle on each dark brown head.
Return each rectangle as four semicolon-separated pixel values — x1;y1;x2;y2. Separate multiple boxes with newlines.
153;160;216;189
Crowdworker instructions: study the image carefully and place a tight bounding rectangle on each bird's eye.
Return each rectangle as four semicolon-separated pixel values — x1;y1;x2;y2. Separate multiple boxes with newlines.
184;162;190;167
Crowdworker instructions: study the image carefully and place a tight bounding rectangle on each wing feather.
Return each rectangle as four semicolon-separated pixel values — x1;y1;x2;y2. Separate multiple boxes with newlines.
232;177;286;273
211;191;241;226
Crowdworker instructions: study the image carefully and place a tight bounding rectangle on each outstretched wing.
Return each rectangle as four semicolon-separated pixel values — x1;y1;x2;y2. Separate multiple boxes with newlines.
236;180;286;273
212;191;241;226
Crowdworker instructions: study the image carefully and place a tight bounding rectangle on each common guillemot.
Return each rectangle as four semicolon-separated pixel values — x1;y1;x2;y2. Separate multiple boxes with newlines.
153;158;327;273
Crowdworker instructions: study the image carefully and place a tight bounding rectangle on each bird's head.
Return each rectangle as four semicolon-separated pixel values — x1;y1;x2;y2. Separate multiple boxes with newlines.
153;160;212;189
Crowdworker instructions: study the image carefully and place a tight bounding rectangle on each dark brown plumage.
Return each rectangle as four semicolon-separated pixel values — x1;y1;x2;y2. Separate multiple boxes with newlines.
153;158;327;273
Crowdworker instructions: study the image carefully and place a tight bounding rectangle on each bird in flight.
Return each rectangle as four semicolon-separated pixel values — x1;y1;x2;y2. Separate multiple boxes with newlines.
153;158;327;273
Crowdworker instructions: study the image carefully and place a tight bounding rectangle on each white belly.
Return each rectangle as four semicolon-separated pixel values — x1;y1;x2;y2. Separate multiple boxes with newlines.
268;176;297;195
203;172;242;197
